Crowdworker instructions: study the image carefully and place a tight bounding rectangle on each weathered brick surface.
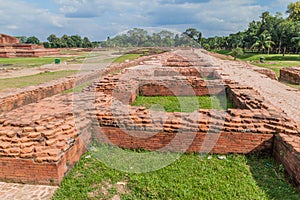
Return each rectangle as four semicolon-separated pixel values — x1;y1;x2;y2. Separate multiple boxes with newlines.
0;48;299;188
88;49;299;156
0;52;166;185
274;134;300;191
0;93;92;185
0;33;59;58
279;67;300;85
0;34;19;44
0;70;108;113
253;68;278;80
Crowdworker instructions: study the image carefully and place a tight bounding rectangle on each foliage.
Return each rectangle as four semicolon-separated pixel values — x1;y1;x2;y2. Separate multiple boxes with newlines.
101;28;200;47
287;1;300;21
45;34;98;48
231;47;244;60
202;2;300;55
15;36;28;43
251;30;274;54
132;95;233;112
53;150;300;200
26;36;40;44
214;50;300;77
0;57;69;68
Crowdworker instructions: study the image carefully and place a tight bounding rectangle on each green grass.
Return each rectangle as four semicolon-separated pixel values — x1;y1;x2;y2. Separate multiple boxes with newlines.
61;80;93;94
113;54;143;63
0;57;71;68
132;95;233;112
52;147;300;200
0;51;96;68
213;50;300;78
0;70;78;92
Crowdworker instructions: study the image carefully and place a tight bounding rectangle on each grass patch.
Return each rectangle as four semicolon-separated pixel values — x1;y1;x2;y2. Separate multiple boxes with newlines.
0;57;71;68
0;70;78;92
132;95;233;112
53;147;300;200
213;50;300;62
0;51;97;68
213;50;300;78
61;80;93;94
113;54;142;63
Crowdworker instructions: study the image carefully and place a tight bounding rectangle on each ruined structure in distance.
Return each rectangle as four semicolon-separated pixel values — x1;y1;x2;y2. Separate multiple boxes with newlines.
0;33;59;58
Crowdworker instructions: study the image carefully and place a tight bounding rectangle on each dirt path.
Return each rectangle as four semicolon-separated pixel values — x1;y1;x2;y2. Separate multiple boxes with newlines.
0;50;119;79
199;49;300;124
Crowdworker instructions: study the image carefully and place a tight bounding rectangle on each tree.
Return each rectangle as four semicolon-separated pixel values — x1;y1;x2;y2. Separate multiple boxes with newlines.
183;28;202;45
26;36;40;44
291;35;300;53
231;47;243;60
252;30;274;54
60;34;75;48
83;37;93;48
287;2;300;21
71;35;83;48
16;36;27;43
47;34;61;48
127;28;148;46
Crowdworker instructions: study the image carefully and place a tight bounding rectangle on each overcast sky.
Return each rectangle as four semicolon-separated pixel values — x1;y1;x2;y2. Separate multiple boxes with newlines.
0;0;295;41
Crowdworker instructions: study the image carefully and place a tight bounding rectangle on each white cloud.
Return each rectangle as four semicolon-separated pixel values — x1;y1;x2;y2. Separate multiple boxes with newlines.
0;0;292;41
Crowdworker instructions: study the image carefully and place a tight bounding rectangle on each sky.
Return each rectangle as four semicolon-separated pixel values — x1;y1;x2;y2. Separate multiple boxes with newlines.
0;0;296;41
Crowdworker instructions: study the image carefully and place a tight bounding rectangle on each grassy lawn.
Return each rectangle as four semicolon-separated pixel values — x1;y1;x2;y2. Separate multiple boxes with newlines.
113;54;143;63
53;147;300;200
0;70;78;92
0;57;71;68
213;50;300;78
0;51;98;68
132;95;233;112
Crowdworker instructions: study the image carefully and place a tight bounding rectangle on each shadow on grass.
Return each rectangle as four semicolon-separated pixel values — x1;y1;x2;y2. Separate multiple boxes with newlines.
265;56;300;61
246;153;300;200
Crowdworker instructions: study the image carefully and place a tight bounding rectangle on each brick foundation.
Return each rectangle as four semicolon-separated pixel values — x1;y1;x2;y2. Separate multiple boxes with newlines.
279;67;300;85
0;128;90;185
273;134;300;191
96;127;274;154
0;48;299;189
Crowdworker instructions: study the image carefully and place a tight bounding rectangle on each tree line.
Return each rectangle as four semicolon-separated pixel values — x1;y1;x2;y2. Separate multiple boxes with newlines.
100;28;200;47
16;1;299;54
16;34;100;48
202;1;300;55
101;2;300;55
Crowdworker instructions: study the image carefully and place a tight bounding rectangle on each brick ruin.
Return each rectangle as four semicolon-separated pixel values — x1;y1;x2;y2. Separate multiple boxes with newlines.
0;33;59;58
280;67;300;85
0;49;299;190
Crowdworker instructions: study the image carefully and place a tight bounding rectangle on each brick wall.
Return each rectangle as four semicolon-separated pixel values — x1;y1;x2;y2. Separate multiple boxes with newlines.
0;93;92;185
95;127;274;154
279;67;300;85
273;134;300;191
139;79;225;96
0;128;90;185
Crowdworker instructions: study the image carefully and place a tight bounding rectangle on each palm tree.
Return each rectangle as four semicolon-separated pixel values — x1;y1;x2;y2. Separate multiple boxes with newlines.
252;30;275;54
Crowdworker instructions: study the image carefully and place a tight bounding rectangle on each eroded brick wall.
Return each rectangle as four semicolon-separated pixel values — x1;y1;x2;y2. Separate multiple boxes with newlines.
0;94;92;185
273;134;300;191
279;67;300;85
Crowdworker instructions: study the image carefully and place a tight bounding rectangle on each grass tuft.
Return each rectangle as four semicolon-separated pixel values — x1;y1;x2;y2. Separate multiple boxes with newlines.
132;95;234;112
